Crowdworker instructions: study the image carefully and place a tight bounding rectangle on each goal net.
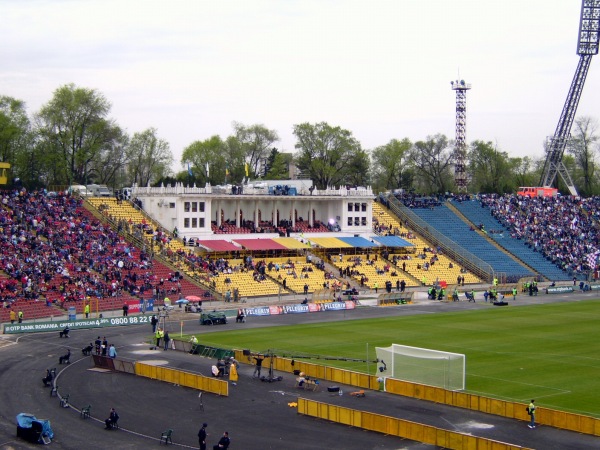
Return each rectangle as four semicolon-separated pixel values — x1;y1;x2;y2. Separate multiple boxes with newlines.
375;344;465;391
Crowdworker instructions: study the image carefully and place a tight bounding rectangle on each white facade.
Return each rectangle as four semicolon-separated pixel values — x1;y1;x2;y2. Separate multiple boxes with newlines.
131;182;375;238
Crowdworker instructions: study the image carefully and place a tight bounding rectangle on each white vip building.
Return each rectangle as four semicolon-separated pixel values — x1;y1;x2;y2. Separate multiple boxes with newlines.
131;180;375;239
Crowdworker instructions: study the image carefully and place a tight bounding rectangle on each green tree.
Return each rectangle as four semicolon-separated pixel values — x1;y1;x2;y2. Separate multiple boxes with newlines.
125;128;173;187
407;134;454;194
511;156;539;189
371;138;413;192
181;135;229;185
35;83;122;185
0;96;31;163
468;140;514;194
232;122;279;178
95;132;130;189
0;96;41;187
568;116;599;196
264;148;291;180
293;122;369;189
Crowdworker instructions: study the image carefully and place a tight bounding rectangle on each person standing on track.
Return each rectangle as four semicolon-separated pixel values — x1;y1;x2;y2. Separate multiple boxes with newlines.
528;399;537;428
198;422;208;450
253;354;264;378
155;328;163;349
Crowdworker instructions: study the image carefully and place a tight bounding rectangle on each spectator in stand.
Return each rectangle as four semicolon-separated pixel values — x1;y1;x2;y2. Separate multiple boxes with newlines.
480;193;600;277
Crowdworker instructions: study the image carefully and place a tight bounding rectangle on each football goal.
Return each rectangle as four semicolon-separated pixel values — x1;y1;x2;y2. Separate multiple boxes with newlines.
375;344;465;391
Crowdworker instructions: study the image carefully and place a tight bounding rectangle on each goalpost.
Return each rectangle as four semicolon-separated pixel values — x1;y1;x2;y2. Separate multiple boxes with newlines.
375;344;465;391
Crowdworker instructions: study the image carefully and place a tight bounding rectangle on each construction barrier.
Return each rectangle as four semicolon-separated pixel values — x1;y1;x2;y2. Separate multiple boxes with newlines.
297;398;532;450
135;361;228;396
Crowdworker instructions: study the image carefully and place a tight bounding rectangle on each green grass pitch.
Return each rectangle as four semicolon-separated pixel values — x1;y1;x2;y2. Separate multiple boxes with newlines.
195;300;600;417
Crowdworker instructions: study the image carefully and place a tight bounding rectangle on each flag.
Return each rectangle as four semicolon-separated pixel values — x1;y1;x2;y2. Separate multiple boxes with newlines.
206;162;209;177
586;250;600;268
245;162;249;177
187;163;193;177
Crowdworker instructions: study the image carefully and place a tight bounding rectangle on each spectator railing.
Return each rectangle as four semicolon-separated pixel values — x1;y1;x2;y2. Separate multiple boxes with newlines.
385;194;494;283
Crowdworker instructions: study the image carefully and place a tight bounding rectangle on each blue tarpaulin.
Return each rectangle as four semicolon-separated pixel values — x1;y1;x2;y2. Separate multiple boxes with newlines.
370;235;414;247
336;237;378;248
17;413;54;440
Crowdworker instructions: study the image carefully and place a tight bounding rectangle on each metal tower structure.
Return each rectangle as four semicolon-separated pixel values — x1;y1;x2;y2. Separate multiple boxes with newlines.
539;0;600;196
451;79;471;192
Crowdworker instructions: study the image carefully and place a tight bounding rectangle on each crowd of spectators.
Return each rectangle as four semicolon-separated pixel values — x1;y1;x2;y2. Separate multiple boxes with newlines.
0;189;190;316
211;218;329;236
479;193;600;275
394;193;444;209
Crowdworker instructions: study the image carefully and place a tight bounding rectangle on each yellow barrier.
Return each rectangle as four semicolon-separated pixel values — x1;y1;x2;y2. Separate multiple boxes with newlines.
297;398;532;450
135;362;228;396
385;378;600;436
233;350;600;437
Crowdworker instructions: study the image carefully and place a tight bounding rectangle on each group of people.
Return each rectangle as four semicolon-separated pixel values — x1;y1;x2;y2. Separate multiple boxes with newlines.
480;193;600;276
0;188;200;322
154;327;171;350
198;423;230;450
94;335;117;358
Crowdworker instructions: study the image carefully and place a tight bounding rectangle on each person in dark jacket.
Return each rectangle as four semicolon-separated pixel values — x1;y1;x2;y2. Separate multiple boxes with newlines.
198;422;208;450
213;431;230;450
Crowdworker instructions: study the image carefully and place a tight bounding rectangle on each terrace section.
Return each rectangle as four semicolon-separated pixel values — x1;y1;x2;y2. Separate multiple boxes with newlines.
451;199;571;281
372;202;482;286
405;203;533;281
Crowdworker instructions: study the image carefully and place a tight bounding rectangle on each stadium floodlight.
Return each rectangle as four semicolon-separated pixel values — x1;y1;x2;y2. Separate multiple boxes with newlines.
578;0;600;56
376;344;465;391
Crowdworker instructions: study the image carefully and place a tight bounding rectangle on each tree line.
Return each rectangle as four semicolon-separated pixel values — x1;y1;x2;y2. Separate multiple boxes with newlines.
1;83;599;196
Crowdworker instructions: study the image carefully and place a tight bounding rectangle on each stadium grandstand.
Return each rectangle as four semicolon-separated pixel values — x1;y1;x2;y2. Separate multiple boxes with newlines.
1;183;597;324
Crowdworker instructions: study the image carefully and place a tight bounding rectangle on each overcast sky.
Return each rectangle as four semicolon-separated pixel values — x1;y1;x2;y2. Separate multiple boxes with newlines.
2;0;599;173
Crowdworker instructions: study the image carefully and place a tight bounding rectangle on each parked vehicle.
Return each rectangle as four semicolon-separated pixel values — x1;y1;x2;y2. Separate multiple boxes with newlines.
86;184;111;197
69;185;91;196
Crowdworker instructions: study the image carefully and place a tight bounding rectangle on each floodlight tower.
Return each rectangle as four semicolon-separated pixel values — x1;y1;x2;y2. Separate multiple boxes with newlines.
450;79;471;192
539;0;600;196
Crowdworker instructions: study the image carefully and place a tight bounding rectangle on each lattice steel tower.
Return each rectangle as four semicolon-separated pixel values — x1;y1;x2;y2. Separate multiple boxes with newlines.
539;0;600;196
451;79;471;192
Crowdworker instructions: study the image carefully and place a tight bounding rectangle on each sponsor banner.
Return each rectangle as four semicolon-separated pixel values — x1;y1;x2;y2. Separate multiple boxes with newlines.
283;304;309;314
243;306;271;317
321;301;355;311
589;284;600;291
269;305;284;315
307;303;321;312
545;286;574;294
241;301;354;318
3;315;154;334
124;299;154;313
126;300;142;313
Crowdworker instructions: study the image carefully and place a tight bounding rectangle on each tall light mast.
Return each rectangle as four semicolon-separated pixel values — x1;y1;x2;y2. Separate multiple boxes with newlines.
451;79;471;192
539;0;600;195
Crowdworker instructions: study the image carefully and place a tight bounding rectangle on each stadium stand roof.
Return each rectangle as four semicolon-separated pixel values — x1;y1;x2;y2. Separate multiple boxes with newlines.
272;237;311;249
307;237;354;248
197;240;240;251
370;235;414;247
336;236;377;248
233;238;289;250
